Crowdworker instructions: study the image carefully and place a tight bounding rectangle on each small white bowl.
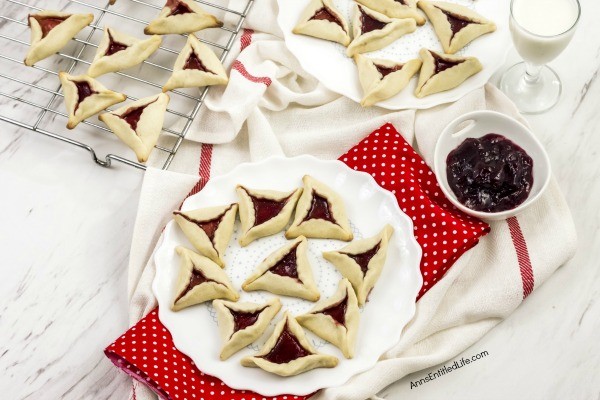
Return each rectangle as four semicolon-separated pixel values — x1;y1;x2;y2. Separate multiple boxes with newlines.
433;110;551;221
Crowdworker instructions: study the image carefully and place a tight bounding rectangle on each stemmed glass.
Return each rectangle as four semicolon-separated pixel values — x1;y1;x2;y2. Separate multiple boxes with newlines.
500;0;581;114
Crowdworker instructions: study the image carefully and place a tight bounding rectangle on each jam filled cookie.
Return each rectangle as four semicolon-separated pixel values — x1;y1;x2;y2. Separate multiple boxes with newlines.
346;4;417;57
242;236;320;302
213;298;282;360
25;11;93;66
171;246;238;311
415;48;482;98
162;34;228;92
297;278;360;358
144;0;222;35
293;0;351;46
241;312;338;376
417;1;496;54
98;93;170;163
354;54;422;106
323;225;394;306
87;27;162;77
59;72;126;129
355;0;425;25
173;203;238;267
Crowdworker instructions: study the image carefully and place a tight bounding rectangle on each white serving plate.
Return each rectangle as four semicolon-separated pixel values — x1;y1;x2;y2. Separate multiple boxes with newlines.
152;155;422;396
277;0;510;110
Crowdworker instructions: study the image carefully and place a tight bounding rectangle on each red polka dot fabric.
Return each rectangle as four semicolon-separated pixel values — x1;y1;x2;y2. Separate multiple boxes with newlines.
105;123;489;400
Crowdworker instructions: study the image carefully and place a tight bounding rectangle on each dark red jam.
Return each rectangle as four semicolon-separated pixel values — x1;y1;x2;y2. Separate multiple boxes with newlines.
432;52;462;74
345;242;380;275
318;295;348;325
303;191;336;224
119;99;156;132
261;323;311;364
375;64;403;78
394;0;407;4
166;0;194;16
173;206;232;243
269;245;299;279
437;8;472;36
176;267;216;302
105;31;129;56
229;307;265;332
32;15;68;38
183;52;210;72
250;194;288;226
309;7;343;28
360;8;387;33
446;134;534;213
73;80;97;111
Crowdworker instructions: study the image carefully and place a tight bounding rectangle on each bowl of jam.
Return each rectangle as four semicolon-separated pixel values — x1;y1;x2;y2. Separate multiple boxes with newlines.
433;111;551;220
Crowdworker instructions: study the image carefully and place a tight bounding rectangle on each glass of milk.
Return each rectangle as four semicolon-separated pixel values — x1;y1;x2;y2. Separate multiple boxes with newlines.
500;0;580;114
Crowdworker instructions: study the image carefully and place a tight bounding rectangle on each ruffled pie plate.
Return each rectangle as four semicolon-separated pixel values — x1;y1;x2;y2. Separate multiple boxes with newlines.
277;0;509;110
153;155;422;396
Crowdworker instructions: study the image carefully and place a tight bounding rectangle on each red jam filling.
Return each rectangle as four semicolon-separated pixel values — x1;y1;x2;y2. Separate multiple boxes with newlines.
431;52;463;75
309;8;343;28
173;206;232;243
261;323;311;364
360;8;387;34
176;267;216;302
247;191;289;227
318;295;348;326
32;15;68;38
166;0;194;16
183;52;211;72
228;307;266;333
105;31;129;56
375;63;403;78
119;99;156;133
303;191;336;224
436;8;473;36
72;80;97;112
346;242;381;276
446;133;534;213
394;0;407;4
269;245;299;279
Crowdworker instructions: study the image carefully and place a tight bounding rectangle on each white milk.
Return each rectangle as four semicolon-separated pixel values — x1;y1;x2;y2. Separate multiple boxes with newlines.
510;0;579;65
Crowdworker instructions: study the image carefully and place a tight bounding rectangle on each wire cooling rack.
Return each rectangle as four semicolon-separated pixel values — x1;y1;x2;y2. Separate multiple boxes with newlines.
0;0;253;170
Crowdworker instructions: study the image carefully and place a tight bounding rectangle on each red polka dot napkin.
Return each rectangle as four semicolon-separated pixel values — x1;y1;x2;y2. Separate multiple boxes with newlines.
105;123;489;400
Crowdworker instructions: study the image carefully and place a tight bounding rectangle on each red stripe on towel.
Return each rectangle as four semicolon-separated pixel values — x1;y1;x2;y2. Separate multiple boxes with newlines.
231;60;272;87
180;143;213;206
507;217;535;298
240;28;253;51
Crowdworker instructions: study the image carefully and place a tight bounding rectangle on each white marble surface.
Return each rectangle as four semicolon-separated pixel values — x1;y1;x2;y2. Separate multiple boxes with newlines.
1;1;599;400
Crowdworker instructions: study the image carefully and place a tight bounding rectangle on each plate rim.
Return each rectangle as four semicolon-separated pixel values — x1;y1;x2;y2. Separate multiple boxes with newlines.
152;155;423;395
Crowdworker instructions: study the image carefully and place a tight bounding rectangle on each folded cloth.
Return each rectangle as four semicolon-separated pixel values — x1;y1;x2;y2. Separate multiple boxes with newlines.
105;124;490;399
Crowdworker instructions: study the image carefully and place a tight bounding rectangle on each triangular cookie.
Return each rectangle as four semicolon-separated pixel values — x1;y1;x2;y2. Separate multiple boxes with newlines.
98;93;170;163
292;0;351;46
242;236;320;301
87;27;162;77
354;54;422;107
173;203;238;267
162;34;228;92
58;72;126;129
418;1;496;54
323;225;394;306
241;312;338;376
25;11;93;66
346;4;417;57
355;0;425;25
213;298;282;360
286;175;353;241
144;0;222;35
236;185;303;247
171;246;239;311
414;48;482;98
297;278;360;358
